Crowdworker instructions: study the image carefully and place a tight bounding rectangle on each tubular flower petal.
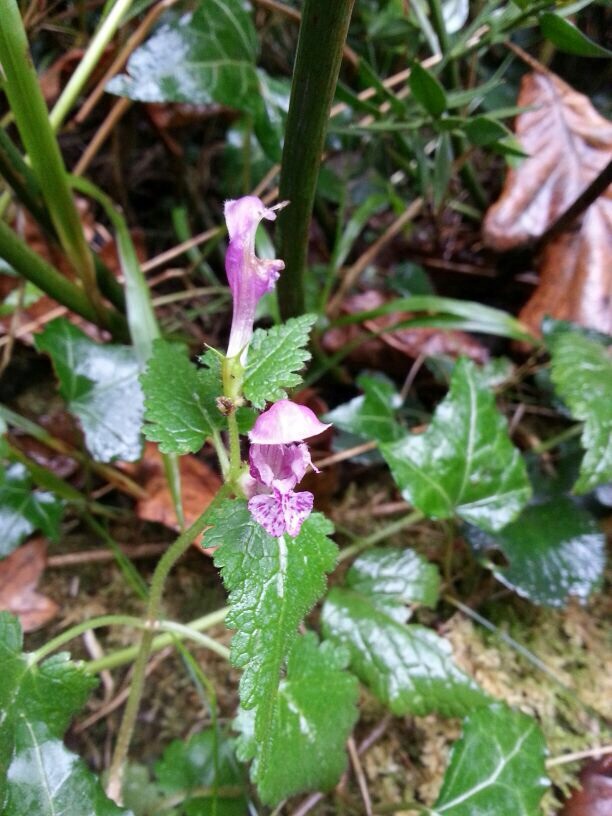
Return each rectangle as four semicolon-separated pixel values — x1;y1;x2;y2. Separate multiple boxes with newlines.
224;196;285;360
248;489;314;538
249;400;330;445
249;442;313;493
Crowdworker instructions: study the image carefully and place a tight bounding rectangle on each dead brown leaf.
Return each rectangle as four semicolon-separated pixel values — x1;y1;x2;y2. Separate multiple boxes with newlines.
483;71;612;336
560;756;612;816
0;537;59;632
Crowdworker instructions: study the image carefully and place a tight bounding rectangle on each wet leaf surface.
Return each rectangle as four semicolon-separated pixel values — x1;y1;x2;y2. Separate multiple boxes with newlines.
0;463;63;557
324;373;405;444
483;71;612;336
0;538;58;632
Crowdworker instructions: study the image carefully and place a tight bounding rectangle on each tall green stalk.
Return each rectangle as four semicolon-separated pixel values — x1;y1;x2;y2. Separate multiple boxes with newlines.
0;0;104;313
276;0;356;318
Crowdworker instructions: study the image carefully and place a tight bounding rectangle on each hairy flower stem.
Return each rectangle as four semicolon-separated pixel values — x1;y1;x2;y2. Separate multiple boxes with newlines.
106;486;230;804
276;0;356;318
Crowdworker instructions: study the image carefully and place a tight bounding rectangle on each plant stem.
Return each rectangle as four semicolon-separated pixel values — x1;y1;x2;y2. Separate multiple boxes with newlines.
276;0;356;318
85;607;229;673
106;486;230;804
0;0;104;313
531;423;581;454
338;510;424;562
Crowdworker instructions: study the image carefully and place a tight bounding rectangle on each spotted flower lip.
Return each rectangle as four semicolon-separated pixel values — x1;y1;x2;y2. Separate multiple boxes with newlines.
249;400;331;445
224;196;286;360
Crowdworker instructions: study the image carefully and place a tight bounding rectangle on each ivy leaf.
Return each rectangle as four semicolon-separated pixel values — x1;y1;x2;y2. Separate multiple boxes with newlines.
324;374;405;444
465;497;605;607
345;547;440;622
209;502;338;793
431;703;549;815
548;330;612;493
235;633;358;805
381;358;531;532
35;318;143;463
0;463;63;558
0;612;129;815
106;0;278;159
244;315;317;409
140;340;223;454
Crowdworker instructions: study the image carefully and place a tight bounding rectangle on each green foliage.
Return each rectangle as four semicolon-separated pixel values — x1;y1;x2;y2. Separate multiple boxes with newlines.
140;340;223;454
409;62;447;117
244;314;316;409
209;502;340;798
106;0;278;158
236;633;359;804
432;703;549;815
324;373;405;444
35;318;143;462
0;463;63;557
381;358;531;532
322;549;489;717
539;12;612;59
0;612;128;815
548;330;612;493
465;497;605;607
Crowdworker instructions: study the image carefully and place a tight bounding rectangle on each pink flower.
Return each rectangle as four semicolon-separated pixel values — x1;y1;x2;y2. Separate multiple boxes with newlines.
249;400;330;445
249;489;314;538
224;196;286;360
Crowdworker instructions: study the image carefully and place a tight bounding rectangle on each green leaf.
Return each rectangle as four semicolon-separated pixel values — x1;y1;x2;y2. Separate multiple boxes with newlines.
322;587;488;718
432;703;549;815
465;497;605;607
106;0;278;159
409;62;447;118
548;331;612;493
0;463;63;558
381;358;531;532
244;314;316;409
345;547;440;621
154;729;246;815
235;633;358;804
0;613;129;815
209;502;338;790
462;115;512;146
324;374;405;444
140;340;223;454
539;12;612;58
35;318;143;463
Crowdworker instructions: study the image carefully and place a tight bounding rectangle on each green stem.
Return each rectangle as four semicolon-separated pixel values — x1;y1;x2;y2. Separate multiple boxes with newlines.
338;510;424;563
106;485;230;803
0;126;51;230
0;0;103;310
226;411;242;485
532;423;581;454
0;215;128;339
85;607;228;673
276;0;356;318
49;0;135;131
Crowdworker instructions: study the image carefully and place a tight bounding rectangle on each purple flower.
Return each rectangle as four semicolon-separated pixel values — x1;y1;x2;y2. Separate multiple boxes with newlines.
245;401;329;538
224;196;286;360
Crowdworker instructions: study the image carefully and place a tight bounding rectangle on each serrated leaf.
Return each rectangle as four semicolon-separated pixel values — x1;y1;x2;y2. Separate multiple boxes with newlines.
0;612;129;815
244;315;316;409
381;358;531;532
322;587;489;718
0;464;63;558
235;633;358;805
140;339;223;454
35;318;143;463
432;703;549;815
465;497;605;607
106;0;278;159
345;547;440;622
548;330;612;493
209;502;337;789
324;374;405;444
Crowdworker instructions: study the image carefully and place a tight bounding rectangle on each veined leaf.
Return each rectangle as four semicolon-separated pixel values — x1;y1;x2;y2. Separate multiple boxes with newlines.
539;12;612;58
209;502;337;791
432;703;549;815
465;497;606;607
35;318;143;463
244;314;316;408
0;613;129;815
548;330;612;493
140;340;223;454
381;358;531;532
236;633;358;804
324;374;405;444
0;463;63;558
